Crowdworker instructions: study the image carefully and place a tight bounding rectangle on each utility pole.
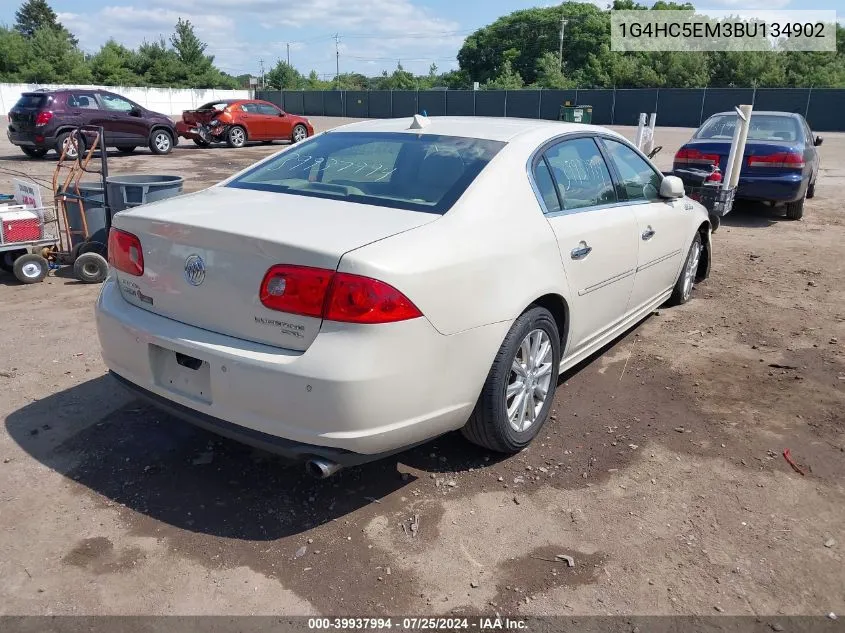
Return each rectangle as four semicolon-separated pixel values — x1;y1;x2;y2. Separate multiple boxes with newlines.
334;33;340;84
259;58;265;88
286;43;290;66
558;16;568;71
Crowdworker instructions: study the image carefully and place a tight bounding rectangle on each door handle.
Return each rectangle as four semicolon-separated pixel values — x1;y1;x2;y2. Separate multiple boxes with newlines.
641;227;656;240
570;241;592;260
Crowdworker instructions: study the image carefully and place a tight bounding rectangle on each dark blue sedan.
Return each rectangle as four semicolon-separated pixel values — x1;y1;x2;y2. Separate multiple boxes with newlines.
674;111;823;220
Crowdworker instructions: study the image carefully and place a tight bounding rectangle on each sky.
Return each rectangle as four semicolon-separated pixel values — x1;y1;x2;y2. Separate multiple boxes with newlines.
0;0;842;78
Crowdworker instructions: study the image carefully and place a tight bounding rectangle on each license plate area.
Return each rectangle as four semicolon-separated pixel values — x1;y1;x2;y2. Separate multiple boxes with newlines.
149;344;211;404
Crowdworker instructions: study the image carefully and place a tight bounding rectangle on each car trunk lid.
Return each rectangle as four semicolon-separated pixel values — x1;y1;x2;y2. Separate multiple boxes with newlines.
111;186;438;351
8;93;51;133
675;139;804;177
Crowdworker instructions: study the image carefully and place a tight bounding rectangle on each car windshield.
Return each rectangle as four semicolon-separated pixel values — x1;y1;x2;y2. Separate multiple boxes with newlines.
696;114;802;142
226;132;506;214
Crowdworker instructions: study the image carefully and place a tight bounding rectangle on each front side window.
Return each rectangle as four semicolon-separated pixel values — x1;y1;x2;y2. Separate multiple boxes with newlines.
602;138;661;202
542;137;616;211
257;104;281;116
100;94;135;113
227;132;505;214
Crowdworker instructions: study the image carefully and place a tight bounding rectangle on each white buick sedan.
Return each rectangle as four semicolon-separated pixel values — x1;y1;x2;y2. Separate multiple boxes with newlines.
96;116;711;477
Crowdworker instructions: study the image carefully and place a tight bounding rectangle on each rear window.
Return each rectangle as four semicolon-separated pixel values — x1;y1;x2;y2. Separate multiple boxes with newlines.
14;94;48;109
226;132;505;214
696;114;802;142
200;102;229;111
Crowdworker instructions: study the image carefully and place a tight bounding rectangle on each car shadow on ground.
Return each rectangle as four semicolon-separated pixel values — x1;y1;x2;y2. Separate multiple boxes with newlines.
720;200;788;229
5;317;647;541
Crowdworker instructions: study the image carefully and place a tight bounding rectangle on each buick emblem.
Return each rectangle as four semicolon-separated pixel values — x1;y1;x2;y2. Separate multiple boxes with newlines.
184;254;206;286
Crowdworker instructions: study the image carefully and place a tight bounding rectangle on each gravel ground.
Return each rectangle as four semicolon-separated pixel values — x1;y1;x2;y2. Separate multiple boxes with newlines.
0;116;843;617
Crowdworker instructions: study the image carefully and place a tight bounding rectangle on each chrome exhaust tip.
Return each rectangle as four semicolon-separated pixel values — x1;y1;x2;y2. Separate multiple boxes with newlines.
305;458;342;479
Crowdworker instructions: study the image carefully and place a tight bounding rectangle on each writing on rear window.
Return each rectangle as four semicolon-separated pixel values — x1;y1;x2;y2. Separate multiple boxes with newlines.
226;132;505;215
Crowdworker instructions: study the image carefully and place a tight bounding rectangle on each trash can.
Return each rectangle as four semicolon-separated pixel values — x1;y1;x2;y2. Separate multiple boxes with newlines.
105;174;184;215
559;105;593;124
59;182;107;250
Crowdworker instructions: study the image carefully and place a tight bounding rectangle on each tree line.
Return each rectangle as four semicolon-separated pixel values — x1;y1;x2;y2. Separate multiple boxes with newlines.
1;0;843;91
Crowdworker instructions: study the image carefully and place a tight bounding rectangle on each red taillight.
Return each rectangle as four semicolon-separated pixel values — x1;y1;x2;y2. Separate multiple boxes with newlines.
259;265;333;318
325;273;422;324
259;265;422;324
675;148;721;166
747;152;805;169
108;228;144;276
34;111;53;127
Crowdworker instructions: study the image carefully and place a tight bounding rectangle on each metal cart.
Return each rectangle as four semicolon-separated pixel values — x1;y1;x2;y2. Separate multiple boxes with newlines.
672;166;737;232
0;204;61;283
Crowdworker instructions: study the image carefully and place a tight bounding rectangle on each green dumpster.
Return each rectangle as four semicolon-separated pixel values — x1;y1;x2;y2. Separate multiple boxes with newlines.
559;104;593;124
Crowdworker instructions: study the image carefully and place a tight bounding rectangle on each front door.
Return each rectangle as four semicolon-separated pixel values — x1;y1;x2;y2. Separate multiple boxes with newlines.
534;136;640;355
96;93;148;144
600;137;689;313
257;103;290;140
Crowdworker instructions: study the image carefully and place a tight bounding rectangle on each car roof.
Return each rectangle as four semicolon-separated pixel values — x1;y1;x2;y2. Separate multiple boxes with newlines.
328;116;622;144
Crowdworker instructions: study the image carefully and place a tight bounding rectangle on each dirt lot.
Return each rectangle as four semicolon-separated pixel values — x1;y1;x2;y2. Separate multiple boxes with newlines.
0;117;843;618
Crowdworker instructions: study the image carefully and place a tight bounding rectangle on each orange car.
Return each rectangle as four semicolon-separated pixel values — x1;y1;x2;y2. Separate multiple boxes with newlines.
175;99;314;148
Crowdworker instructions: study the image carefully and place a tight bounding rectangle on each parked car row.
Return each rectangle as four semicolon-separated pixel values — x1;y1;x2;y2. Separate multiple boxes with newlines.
6;89;313;159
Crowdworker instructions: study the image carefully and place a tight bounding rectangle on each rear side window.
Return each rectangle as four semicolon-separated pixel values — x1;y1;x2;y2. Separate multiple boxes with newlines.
68;93;99;109
14;94;48;109
227;132;505;214
542;137;616;210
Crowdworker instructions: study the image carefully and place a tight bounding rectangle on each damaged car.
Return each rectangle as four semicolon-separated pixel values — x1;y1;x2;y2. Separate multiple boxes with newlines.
175;99;314;148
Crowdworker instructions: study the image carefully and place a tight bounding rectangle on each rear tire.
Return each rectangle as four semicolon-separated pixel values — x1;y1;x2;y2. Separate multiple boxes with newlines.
73;252;108;284
668;232;702;306
21;146;48;159
56;131;84;161
226;126;247;148
149;129;173;155
13;254;48;284
806;180;816;199
193;138;211;147
461;306;560;453
785;195;805;220
116;145;137;154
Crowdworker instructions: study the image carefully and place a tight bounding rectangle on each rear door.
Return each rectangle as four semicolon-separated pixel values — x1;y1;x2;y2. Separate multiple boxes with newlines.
238;103;263;139
66;91;101;130
601;137;689;313
534;136;639;354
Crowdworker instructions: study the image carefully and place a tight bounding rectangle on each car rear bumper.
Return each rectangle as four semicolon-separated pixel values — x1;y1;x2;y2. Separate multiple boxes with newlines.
175;121;202;140
7;128;57;149
95;275;507;458
736;173;807;203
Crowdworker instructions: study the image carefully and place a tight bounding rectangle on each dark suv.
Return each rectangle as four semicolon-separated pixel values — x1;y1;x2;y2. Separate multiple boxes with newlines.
7;89;178;159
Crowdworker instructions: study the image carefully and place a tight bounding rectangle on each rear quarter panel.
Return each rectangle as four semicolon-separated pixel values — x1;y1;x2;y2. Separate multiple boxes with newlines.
337;147;571;337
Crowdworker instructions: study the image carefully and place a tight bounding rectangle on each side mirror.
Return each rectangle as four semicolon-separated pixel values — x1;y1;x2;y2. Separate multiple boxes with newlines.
279;112;286;117
130;107;142;117
814;135;823;147
660;175;685;199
